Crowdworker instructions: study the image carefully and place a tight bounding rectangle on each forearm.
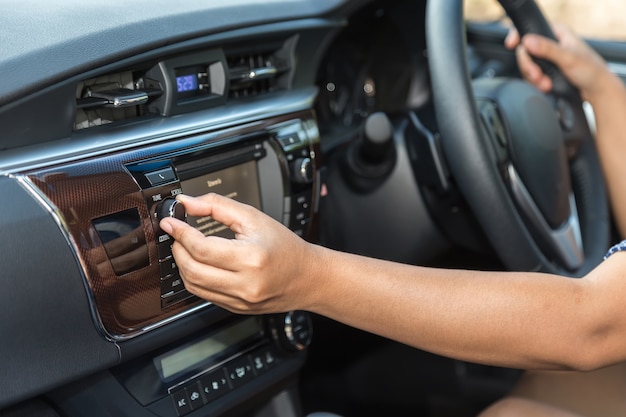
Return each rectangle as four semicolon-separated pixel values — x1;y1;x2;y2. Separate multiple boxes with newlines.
305;245;612;371
163;194;626;371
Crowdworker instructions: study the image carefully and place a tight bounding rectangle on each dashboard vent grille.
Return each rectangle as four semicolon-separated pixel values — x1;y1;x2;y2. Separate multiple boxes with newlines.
74;71;163;130
226;38;294;99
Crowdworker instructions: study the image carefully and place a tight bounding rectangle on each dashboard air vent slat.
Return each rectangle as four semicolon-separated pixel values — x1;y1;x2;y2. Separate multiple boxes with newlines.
226;37;295;99
74;72;163;130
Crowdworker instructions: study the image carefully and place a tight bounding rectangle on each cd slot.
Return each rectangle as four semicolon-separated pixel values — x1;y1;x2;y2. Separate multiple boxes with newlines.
176;140;266;181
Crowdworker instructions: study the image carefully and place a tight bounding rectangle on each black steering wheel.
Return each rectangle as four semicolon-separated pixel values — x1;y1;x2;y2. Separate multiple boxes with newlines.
426;0;610;276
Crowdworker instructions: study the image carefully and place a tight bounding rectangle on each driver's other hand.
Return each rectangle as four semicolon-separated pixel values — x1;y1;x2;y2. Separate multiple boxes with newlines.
505;24;611;104
159;193;318;315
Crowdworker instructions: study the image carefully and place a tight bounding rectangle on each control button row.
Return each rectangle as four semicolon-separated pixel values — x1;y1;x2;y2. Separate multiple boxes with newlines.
285;147;309;162
160;257;177;277
157;233;174;260
171;348;279;416
290;192;311;235
157;233;189;305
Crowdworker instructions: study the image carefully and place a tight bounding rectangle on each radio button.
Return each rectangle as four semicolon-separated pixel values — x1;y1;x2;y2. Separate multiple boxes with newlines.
249;347;279;375
171;389;192;416
161;274;185;294
278;134;301;148
145;167;177;186
160;257;178;277
249;353;266;374
186;382;206;410
225;356;255;388
198;370;230;402
157;235;173;260
161;289;192;308
295;193;311;207
263;349;278;368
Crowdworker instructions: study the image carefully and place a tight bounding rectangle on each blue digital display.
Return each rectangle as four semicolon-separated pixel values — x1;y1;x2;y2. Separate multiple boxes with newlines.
176;74;198;93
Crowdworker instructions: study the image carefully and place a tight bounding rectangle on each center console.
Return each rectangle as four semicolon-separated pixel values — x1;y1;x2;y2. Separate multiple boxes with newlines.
114;311;312;417
17;110;320;417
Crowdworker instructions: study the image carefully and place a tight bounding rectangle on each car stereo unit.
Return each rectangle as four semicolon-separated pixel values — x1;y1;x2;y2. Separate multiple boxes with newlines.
19;112;320;339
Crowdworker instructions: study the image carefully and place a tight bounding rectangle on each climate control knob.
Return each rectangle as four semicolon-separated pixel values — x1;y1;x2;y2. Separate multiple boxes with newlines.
156;198;186;221
269;310;313;353
291;157;314;184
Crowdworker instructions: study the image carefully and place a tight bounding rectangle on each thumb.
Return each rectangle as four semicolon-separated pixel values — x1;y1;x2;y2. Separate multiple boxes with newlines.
159;216;201;242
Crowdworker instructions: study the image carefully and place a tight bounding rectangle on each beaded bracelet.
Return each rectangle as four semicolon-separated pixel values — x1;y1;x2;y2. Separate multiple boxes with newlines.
604;240;626;260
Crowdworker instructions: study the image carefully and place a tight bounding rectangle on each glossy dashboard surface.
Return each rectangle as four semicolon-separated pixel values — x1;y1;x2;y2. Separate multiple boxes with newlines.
0;0;341;410
0;0;447;415
19;112;319;339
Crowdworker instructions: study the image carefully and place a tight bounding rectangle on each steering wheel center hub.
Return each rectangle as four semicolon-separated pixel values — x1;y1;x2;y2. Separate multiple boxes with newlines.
475;78;571;229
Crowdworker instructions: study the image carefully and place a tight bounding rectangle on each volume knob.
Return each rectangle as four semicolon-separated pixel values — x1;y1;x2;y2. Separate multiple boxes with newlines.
156;198;186;221
270;311;313;353
292;157;313;184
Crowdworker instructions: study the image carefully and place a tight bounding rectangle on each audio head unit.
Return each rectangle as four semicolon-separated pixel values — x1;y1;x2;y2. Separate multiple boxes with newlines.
19;113;320;339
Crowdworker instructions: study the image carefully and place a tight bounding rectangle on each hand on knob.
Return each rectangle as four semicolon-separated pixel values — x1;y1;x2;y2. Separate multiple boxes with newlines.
156;198;187;222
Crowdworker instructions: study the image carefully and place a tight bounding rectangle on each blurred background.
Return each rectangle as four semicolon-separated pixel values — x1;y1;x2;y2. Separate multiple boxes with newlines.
464;0;626;40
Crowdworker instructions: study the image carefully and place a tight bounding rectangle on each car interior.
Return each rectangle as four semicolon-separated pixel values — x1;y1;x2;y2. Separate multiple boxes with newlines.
2;0;626;416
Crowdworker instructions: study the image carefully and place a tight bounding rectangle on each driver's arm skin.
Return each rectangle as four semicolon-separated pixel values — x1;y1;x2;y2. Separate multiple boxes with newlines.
506;25;626;237
160;193;626;373
477;26;626;417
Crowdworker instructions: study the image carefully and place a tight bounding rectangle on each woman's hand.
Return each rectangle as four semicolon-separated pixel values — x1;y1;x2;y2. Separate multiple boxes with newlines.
159;193;322;314
505;24;613;104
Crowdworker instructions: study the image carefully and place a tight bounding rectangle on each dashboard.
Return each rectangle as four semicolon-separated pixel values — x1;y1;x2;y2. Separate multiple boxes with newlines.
316;2;430;144
0;2;343;415
0;0;550;416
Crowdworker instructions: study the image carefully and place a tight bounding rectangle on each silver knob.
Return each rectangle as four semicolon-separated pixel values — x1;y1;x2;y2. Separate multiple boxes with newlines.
156;198;186;221
292;157;313;184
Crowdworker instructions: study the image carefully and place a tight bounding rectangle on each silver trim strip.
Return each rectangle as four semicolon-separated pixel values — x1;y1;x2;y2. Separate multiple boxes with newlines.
608;61;626;78
582;101;597;136
507;165;584;270
88;88;150;108
17;168;216;341
0;88;318;175
15;175;114;341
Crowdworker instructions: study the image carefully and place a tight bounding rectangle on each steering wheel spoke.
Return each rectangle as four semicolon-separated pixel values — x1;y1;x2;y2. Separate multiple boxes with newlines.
507;165;584;271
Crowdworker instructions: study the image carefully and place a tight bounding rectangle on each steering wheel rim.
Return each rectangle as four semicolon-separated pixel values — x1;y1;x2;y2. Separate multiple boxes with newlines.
425;0;610;276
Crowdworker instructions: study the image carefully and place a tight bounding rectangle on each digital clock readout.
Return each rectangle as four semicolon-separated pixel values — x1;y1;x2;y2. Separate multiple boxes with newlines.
176;74;198;93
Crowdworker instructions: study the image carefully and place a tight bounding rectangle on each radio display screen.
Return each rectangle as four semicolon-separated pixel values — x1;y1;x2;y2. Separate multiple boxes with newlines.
180;159;262;238
154;317;262;381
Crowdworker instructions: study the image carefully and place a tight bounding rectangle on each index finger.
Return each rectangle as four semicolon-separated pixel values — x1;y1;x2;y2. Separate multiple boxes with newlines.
176;193;258;236
160;216;244;271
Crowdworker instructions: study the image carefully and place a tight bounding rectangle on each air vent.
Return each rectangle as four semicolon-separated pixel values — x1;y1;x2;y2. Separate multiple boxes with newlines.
226;37;295;99
74;71;163;130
